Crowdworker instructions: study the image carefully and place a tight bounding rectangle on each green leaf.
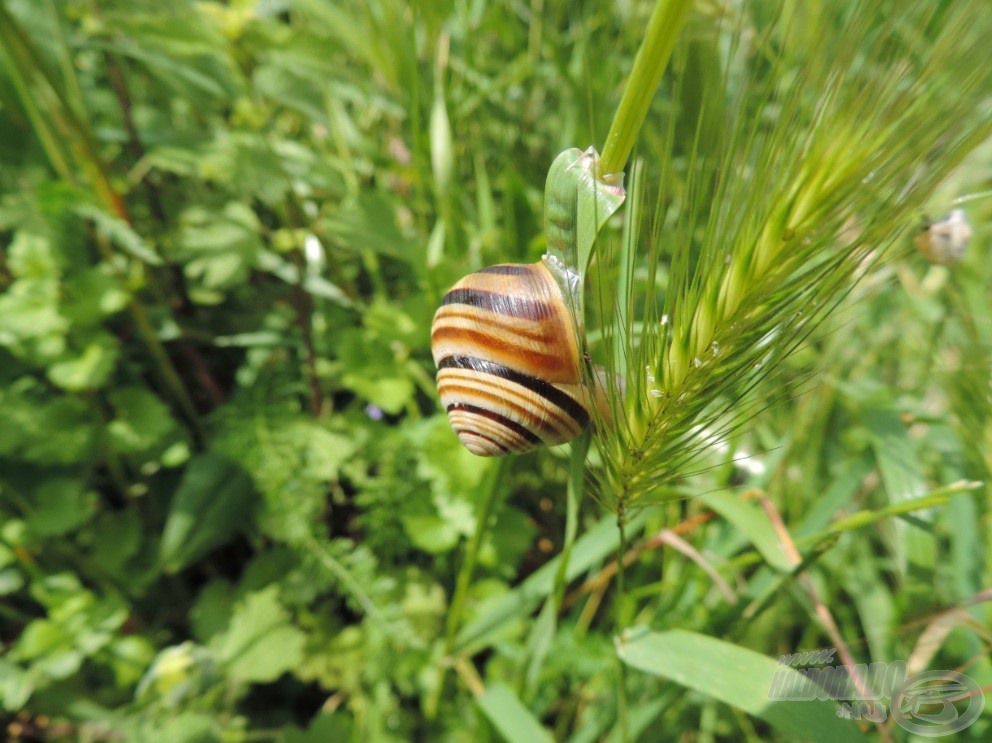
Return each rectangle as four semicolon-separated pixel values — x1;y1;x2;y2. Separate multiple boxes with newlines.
46;335;119;391
284;713;356;743
74;204;163;265
87;509;142;574
700;491;793;572
179;202;262;293
319;192;418;262
617;629;861;742
0;387;98;465
63;268;130;325
338;328;414;414
25;478;97;538
159;454;256;573
7;231;62;278
257;250;353;307
401;514;460;554
544;148;625;275
476;683;555;743
454;509;649;652
106;386;177;455
189;581;236;644
863;401;935;572
0;277;68;360
211;586;306;683
0;658;32;712
136;642;217;707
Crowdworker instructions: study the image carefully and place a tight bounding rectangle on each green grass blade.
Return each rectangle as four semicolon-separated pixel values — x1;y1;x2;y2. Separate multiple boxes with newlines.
477;683;556;743
617;629;862;742
454;509;649;653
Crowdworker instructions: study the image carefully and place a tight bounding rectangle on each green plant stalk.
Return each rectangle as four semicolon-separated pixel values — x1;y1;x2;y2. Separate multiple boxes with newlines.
593;2;695;728
516;434;588;698
426;457;508;718
555;433;588;603
615;496;630;743
127;297;203;438
598;0;694;177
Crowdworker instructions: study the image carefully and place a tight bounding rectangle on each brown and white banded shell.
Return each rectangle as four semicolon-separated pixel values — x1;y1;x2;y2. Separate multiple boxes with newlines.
431;260;599;456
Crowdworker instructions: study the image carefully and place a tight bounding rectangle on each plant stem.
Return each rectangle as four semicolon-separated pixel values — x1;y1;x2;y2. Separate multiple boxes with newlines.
426;457;508;718
616;497;629;743
598;0;694;177
102;49;168;224
282;198;324;417
554;433;588;604
292;250;323;416
127;297;203;442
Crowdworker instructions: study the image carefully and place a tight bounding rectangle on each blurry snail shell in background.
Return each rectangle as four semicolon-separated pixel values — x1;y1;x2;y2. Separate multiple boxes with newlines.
431;259;607;456
913;209;972;265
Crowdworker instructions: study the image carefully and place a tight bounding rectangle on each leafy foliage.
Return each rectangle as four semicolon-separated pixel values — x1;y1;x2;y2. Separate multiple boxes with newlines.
0;0;990;742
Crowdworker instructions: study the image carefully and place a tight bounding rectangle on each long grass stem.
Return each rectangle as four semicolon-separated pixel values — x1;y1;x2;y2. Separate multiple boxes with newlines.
427;457;508;718
598;0;694;177
615;497;630;742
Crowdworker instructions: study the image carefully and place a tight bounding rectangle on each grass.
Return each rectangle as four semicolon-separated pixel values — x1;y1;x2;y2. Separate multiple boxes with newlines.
0;0;990;741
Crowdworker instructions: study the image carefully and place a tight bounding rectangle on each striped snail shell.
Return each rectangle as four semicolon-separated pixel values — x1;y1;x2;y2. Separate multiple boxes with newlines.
913;209;972;266
431;258;606;456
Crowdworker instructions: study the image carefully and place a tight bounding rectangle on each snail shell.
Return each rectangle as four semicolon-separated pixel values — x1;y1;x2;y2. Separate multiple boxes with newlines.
431;259;605;456
913;209;972;265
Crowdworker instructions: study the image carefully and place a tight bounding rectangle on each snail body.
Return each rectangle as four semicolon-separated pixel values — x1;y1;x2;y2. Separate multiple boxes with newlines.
431;259;604;456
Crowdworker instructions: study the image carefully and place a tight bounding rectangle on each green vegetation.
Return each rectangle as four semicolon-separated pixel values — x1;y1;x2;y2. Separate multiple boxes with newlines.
1;0;990;740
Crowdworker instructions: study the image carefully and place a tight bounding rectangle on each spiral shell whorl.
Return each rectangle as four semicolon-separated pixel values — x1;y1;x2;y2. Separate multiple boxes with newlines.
431;261;590;456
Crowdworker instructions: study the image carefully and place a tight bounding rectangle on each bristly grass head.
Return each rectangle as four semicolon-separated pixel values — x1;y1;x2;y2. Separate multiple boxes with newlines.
586;0;992;508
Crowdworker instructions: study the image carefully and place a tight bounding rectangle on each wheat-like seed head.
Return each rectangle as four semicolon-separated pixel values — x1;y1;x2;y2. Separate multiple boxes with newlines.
584;0;992;507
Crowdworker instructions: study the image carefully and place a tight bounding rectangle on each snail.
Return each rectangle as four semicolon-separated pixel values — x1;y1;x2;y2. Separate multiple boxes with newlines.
431;147;625;456
913;209;972;265
431;257;611;456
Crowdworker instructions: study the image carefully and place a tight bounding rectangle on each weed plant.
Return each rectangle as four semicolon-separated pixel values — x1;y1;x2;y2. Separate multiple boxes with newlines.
0;0;990;741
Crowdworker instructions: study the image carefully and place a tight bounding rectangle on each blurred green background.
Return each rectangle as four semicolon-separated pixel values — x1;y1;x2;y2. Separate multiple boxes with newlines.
0;0;990;741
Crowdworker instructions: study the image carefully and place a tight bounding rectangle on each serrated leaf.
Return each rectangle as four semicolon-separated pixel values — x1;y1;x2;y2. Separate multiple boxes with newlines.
0;278;68;358
74;204;163;265
211;586;306;683
257;250;352;307
179;202;262;291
